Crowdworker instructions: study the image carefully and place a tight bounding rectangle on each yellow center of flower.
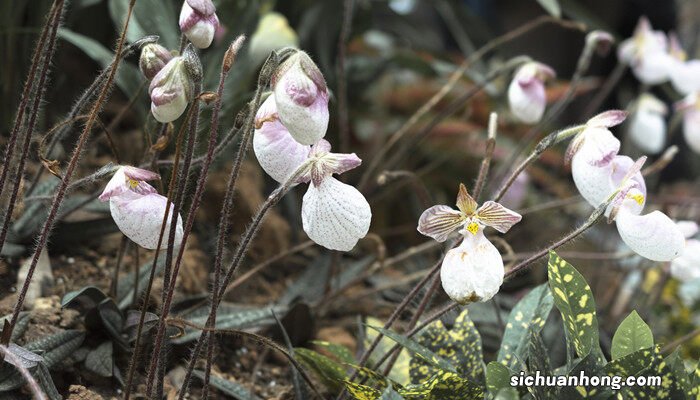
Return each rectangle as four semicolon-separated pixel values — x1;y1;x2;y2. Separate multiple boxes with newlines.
466;222;479;235
128;179;139;189
628;193;645;205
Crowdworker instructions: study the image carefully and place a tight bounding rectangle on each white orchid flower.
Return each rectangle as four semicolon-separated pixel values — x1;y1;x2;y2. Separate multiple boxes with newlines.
628;94;667;154
667;34;700;95
569;118;685;261
179;0;219;49
253;95;310;183
670;221;700;281
252;112;371;252
618;16;671;85
272;51;330;145
507;61;555;124
99;166;184;250
149;56;195;123
417;184;522;304
675;92;700;154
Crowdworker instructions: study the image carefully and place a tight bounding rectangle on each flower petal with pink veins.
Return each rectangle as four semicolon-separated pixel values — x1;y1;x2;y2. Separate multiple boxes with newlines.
417;205;464;242
615;206;685;262
109;192;184;250
301;177;371;251
440;231;504;304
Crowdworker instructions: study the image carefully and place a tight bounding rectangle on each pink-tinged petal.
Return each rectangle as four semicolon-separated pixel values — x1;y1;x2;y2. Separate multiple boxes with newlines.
253;96;310;183
586;110;628;128
615;206;685;262
100;167;128;201
179;1;218;49
578;127;621;167
149;58;191;123
309;139;332;156
676;221;699;239
123;166;160;182
455;183;477;215
301;177;371;251
508;70;546;124
440;231;504;304
273;53;329;145
564;132;586;165
670;239;700;281
186;0;215;16
476;201;522;233
571;149;615;207
109;193;184;250
609;155;646;203
417;205;464;242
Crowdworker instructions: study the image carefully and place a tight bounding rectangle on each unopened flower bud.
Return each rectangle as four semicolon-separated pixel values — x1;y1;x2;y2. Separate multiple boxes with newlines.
628;94;667;154
586;30;614;56
507;61;555;124
249;12;299;66
272;51;329;145
676;92;700;154
149;57;194;123
139;43;173;80
179;0;220;49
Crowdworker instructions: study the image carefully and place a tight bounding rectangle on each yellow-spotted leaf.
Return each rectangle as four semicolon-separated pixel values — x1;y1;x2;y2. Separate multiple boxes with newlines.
616;347;686;399
408;309;483;384
313;340;355;364
560;353;610;399
604;346;660;378
365;317;411;386
345;364;400;392
497;283;553;369
547;251;600;359
294;347;347;391
486;361;511;394
399;371;483;399
344;380;382;400
689;361;700;399
611;311;653;360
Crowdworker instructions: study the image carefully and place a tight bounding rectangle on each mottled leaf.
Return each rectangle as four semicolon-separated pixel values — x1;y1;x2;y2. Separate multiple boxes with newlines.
365;317;411;386
192;370;262;400
84;341;113;377
498;283;553;369
117;256;166;309
366;325;457;376
174;305;286;344
313;340;355;364
61;286;108;311
25;330;85;369
547;251;600;359
294;347;347;392
344;380;382;400
604;346;660;378
486;361;512;394
399;371;483;399
379;384;405;399
408;309;483;384
527;331;556;399
560;353;610;399
611;311;653;360
35;363;61;400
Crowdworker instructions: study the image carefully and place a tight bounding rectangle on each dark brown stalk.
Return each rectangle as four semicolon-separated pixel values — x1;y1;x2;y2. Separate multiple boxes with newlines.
0;0;56;201
0;0;63;257
0;345;46;400
472;112;497;201
177;52;280;399
122;104;192;400
3;0;134;343
336;0;354;153
110;235;129;297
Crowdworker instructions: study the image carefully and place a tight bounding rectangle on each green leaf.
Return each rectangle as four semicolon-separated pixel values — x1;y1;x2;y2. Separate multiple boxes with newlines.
25;330;85;369
408;309;483;384
117;256;166;309
604;346;660;378
192;370;262;400
611;310;653;360
173;304;285;343
294;347;347;392
344;380;382;400
547;251;600;359
560;353;610;399
35;363;61;400
61;286;108;311
486;362;512;394
84;341;113;377
366;325;457;376
665;349;690;395
312;340;355;364
494;388;519;400
689;360;700;398
535;0;561;18
498;283;553;369
617;346;686;399
379;385;405;400
365;317;411;386
399;371;483;399
58;29;144;101
527;331;556;399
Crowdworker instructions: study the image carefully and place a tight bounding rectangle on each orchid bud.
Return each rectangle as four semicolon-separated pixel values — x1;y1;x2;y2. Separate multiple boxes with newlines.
139;43;173;80
586;30;614;56
179;0;220;49
253;94;310;183
99;166;184;250
249;12;299;66
628;94;667;154
149;56;195;123
667;34;700;95
617;16;671;85
675;92;700;154
670;221;700;281
507;61;555;124
272;51;330;145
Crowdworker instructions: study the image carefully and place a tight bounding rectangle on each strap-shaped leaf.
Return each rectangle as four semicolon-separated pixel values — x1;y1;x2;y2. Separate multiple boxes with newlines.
399;371;483;399
344;380;382;400
611;310;653;360
312;340;355;364
547;251;600;359
497;283;553;369
365;325;457;376
408;309;483;384
294;347;347;392
527;331;556;399
25;330;85;369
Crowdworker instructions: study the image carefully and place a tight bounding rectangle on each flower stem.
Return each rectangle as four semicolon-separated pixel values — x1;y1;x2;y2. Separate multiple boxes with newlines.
472;112;498;201
2;0;133;344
